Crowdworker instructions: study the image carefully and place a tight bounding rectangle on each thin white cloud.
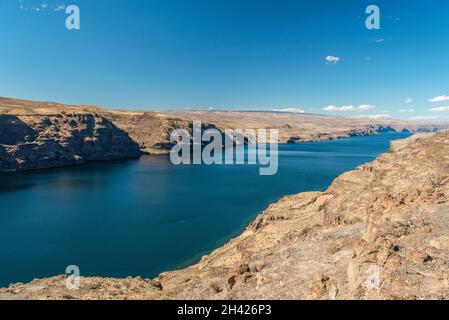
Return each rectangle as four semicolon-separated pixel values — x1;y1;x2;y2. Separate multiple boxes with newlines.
323;105;355;111
323;104;375;112
399;108;415;113
429;106;449;112
405;98;413;104
371;37;392;44
18;0;66;12
387;16;400;21
410;116;440;121
429;95;449;103
273;108;305;114
325;55;340;64
358;104;376;111
53;4;66;11
352;114;390;119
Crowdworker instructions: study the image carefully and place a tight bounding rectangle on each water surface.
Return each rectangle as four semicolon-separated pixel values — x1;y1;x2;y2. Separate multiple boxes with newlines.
0;133;410;287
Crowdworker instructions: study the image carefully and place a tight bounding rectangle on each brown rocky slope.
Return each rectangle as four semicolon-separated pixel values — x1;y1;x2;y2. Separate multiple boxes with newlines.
0;98;141;172
2;97;448;173
0;98;229;171
2;131;449;300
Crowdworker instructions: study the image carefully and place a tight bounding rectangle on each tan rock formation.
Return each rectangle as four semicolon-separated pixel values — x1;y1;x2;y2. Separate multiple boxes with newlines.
2;97;448;173
0;98;141;173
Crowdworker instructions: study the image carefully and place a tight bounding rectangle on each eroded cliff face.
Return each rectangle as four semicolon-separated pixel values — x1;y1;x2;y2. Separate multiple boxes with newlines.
2;131;449;300
0;113;141;173
103;111;226;154
0;98;235;172
1;97;448;173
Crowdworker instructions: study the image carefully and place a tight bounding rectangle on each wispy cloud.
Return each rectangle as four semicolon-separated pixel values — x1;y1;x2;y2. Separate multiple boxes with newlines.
358;104;376;111
323;105;354;111
272;107;305;114
429;106;449;112
429;95;449;103
325;55;340;64
18;0;66;12
371;37;393;44
53;4;66;11
323;104;375;112
352;114;390;119
405;98;413;104
399;108;415;113
410;116;440;121
387;16;400;22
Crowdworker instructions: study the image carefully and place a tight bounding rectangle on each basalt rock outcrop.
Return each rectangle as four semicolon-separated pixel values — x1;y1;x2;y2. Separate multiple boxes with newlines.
0;112;140;173
2;131;449;300
1;97;448;173
0;98;231;172
104;111;226;154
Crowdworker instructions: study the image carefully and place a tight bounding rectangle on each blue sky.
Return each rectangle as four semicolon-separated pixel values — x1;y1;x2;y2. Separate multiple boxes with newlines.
0;0;449;120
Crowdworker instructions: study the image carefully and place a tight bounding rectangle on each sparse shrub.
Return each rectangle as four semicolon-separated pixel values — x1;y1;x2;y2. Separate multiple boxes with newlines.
429;175;445;188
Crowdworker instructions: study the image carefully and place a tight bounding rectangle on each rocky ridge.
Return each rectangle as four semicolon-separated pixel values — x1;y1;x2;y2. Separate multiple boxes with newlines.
0;105;141;173
1;97;448;173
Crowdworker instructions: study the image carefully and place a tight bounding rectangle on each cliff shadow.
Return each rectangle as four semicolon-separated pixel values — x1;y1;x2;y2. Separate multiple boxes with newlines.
0;115;38;145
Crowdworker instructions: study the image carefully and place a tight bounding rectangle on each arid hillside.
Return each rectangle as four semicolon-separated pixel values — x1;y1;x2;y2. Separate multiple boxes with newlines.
165;110;445;144
2;130;449;300
1;97;448;172
0;98;141;172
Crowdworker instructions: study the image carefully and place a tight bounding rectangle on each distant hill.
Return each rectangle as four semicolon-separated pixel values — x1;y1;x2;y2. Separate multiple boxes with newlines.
1;96;448;172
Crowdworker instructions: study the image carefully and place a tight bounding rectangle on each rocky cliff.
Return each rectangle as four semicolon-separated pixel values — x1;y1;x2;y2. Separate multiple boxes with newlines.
0;98;230;171
0;99;141;172
103;111;225;154
2;131;449;300
1;97;448;173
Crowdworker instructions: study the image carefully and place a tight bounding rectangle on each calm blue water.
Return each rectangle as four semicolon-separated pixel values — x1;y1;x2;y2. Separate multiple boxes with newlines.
0;133;410;287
